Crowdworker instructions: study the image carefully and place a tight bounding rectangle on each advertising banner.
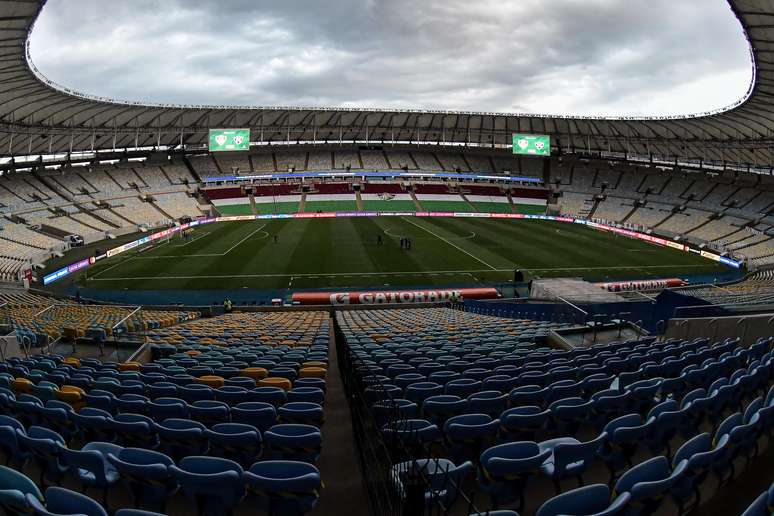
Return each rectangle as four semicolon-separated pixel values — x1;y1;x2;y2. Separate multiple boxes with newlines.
595;278;688;292
292;287;500;305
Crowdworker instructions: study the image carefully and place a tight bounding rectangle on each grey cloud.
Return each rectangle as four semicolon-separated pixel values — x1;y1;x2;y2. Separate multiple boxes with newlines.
28;0;752;116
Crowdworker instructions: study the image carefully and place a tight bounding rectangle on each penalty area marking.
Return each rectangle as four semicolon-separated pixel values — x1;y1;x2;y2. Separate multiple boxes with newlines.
400;217;497;270
127;224;268;259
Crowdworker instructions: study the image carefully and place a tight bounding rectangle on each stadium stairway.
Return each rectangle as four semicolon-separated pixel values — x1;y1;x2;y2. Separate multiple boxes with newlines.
248;193;258;215
460;193;478;212
410;191;423;211
298;193;307;213
355;191;364;211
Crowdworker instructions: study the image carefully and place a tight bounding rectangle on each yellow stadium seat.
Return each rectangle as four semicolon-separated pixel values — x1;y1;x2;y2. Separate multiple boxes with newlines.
119;362;141;372
11;377;33;394
198;375;225;388
240;367;268;381
299;367;327;379
56;385;85;410
302;361;327;370
258;377;292;391
63;357;81;368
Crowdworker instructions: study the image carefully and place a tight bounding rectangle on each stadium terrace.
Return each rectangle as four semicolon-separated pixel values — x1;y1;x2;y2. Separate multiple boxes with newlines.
0;1;771;516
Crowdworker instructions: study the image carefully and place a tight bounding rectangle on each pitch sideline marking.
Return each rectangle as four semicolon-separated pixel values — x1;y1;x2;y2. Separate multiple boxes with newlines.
400;217;497;270
174;232;210;247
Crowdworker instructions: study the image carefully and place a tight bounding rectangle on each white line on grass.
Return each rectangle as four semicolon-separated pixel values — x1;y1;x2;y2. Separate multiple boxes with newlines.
223;224;268;255
174;232;210;247
89;256;135;279
87;269;508;281
86;263;721;282
401;217;497;270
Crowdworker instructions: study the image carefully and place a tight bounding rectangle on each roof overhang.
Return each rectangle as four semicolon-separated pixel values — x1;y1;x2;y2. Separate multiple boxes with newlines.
0;0;771;165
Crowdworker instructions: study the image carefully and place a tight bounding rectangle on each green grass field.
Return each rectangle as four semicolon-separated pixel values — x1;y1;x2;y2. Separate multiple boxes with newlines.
75;217;730;291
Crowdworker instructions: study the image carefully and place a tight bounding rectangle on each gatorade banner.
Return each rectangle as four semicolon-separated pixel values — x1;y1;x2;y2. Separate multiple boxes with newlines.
292;287;500;305
595;278;687;292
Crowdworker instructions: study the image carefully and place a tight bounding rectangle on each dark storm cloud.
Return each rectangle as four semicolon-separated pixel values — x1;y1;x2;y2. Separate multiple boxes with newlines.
29;0;752;116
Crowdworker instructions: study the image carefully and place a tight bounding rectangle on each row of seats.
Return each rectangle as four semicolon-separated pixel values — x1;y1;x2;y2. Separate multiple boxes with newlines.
339;306;773;514
0;443;320;516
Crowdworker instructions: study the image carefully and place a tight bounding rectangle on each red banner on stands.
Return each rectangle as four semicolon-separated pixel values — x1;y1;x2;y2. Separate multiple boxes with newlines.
292;287;500;305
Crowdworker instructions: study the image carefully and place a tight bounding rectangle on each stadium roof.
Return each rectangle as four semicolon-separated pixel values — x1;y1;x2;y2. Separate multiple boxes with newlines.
0;0;771;165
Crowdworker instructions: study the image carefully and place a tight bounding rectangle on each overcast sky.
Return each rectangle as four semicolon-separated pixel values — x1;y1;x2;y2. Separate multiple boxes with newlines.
28;0;752;117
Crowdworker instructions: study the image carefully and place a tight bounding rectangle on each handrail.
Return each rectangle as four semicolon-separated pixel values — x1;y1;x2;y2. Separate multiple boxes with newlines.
112;306;142;335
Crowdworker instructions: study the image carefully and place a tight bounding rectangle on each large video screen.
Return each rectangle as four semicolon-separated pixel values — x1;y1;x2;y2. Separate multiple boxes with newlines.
209;129;250;152
513;134;550;156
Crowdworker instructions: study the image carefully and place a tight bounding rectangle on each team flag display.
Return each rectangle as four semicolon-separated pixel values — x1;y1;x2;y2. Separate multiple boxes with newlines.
209;129;251;152
513;134;551;156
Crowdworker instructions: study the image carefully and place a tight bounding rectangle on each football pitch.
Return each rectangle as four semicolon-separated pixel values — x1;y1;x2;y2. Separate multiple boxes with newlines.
78;217;730;291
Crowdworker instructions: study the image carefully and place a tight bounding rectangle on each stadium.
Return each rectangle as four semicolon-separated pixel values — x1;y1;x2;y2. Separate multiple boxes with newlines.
0;0;772;515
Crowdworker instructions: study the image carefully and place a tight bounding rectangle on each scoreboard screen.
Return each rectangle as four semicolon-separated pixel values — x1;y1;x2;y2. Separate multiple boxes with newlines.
209;129;250;152
513;134;550;156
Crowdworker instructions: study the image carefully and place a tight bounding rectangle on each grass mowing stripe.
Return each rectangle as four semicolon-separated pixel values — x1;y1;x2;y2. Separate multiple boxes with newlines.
401;217;497;270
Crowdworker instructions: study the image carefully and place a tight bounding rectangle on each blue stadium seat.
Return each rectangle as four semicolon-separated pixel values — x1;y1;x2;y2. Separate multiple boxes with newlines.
17;426;67;486
169;456;245;516
245;460;322;516
27;486;107;516
263;424;322;464
500;406;549;442
478;441;551;511
106;448;177;513
205;423;262;468
536;483;630;516
154;419;208;460
391;458;473;510
538;432;607;493
443;413;499;463
614;455;686;515
0;465;43;516
59;442;122;504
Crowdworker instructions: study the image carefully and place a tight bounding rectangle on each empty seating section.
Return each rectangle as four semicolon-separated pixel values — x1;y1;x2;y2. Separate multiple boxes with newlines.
360;151;389;170
625;202;672;228
153;193;200;219
386;151;416;169
69;212;112;232
214;154;251;175
412;152;442;171
333;151;360;169
188;156;220;178
436;152;470;172
338;306;774;514
0;310;329;515
0;222;60;250
689;217;746;243
111;198;167;227
8;305;199;341
465;155;494;173
558;192;593;218
660;209;712;235
593;197;634;222
204;187;250;215
275;152;306;172
306;151;332;171
250;152;276;172
681;270;774;304
161;163;196;184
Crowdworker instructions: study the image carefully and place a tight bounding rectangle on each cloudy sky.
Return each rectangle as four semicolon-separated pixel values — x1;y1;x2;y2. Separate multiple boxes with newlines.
29;0;752;117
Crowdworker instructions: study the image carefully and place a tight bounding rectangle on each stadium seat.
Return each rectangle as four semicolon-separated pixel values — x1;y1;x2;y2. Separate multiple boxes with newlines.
205;423;262;468
154;419;208;460
17;426;67;486
169;456;245;516
0;465;43;515
59;442;122;504
614;456;686;515
443;413;499;463
536;483;630;516
263;424;322;464
27;486;107;516
538;432;608;493
391;458;473;510
106;448;177;513
245;461;322;516
478;441;551;510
